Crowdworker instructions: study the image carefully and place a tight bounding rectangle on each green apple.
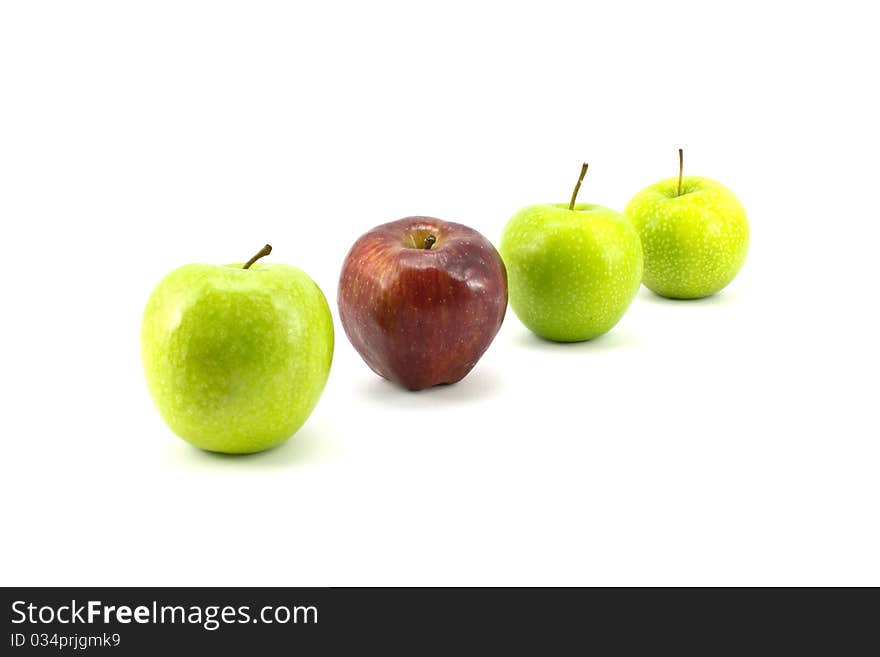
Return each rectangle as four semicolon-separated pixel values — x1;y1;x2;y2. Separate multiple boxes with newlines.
141;245;334;454
500;164;644;342
624;150;749;299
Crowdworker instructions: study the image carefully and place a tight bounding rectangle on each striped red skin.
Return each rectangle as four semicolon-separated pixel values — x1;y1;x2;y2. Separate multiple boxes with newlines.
338;217;508;391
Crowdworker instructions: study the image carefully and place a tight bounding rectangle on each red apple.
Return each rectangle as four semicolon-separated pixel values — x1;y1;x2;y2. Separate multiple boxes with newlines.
338;216;508;390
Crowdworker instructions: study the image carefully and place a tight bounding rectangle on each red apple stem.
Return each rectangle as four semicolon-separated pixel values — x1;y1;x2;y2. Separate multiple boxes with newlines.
243;244;272;269
678;148;684;197
568;162;588;210
424;234;437;250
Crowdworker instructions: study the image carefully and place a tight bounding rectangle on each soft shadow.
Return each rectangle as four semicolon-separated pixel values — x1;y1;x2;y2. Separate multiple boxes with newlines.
356;363;506;408
636;287;739;306
164;420;338;470
510;326;637;352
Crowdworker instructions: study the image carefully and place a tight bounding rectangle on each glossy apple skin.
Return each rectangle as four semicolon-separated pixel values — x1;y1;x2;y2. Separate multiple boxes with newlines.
338;217;507;390
500;203;643;342
624;176;749;299
142;262;334;453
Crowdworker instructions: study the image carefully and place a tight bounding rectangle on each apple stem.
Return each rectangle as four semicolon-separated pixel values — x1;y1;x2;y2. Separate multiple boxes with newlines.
243;244;272;269
568;162;588;210
677;148;684;197
424;234;437;250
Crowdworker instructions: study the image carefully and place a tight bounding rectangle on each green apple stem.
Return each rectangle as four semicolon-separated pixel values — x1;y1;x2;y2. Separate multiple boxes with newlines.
243;244;273;269
678;148;684;197
424;234;437;250
568;162;589;210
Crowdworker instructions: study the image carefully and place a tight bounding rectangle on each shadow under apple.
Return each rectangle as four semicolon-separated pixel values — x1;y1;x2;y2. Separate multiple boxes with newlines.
510;326;638;353
636;286;739;306
165;419;339;469
356;362;506;408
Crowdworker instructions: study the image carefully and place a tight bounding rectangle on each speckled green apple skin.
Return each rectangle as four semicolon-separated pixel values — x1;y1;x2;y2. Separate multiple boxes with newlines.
141;263;334;454
500;203;643;342
624;176;749;299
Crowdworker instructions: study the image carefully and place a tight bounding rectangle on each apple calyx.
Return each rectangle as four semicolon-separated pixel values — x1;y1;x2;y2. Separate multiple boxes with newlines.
243;244;273;270
424;234;437;250
568;162;589;210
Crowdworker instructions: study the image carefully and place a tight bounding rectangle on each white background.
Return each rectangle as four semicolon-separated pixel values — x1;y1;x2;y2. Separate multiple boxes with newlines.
1;1;878;586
